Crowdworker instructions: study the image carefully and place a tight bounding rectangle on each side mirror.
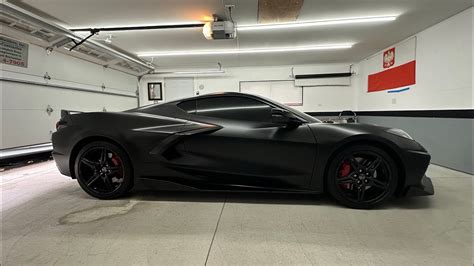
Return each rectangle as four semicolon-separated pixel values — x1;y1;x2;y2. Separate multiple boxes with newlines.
271;108;302;127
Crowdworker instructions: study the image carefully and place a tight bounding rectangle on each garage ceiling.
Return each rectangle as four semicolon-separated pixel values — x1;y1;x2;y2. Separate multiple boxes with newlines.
7;0;473;68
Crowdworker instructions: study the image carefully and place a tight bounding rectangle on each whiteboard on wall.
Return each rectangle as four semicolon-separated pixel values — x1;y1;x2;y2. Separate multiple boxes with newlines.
163;77;195;101
240;80;302;106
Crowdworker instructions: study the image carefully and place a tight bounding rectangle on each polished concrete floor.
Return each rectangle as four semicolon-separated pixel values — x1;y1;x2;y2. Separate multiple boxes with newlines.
1;161;472;265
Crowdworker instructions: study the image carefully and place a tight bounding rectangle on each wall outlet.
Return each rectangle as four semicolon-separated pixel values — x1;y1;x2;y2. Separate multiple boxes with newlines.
391;98;397;104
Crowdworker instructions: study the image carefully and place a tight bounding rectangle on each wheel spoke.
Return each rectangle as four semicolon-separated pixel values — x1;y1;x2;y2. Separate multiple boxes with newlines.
81;158;98;169
337;176;353;184
372;179;388;189
367;158;382;171
103;177;114;190
99;148;107;165
360;158;370;167
357;186;366;202
108;166;121;175
86;173;101;187
349;157;361;170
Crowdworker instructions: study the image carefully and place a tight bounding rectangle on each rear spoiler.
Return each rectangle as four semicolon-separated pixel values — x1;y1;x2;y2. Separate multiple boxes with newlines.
61;109;82;118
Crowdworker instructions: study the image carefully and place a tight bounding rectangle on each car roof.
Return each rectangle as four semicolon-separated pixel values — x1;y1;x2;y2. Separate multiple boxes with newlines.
129;92;264;113
165;92;262;105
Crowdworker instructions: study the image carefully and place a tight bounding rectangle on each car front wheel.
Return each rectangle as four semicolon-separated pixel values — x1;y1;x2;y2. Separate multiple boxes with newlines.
327;145;399;209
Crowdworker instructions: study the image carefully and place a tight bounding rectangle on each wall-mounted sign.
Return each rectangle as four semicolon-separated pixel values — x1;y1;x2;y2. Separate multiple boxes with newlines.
0;35;29;68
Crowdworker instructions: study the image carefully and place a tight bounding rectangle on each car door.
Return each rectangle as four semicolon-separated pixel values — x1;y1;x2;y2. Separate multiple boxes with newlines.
180;95;317;190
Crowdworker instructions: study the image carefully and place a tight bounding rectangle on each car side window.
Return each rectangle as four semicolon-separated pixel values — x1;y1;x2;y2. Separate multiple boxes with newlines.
196;96;272;123
177;100;196;114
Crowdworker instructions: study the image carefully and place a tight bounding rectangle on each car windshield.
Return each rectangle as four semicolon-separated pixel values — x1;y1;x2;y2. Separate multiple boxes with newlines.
285;105;321;123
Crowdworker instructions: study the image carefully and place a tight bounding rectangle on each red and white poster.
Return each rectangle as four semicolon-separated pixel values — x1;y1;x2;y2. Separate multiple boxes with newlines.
367;37;416;93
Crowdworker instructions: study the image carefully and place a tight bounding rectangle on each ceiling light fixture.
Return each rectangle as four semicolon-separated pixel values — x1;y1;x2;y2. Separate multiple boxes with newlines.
237;15;397;31
152;63;225;75
137;43;353;57
153;69;226;75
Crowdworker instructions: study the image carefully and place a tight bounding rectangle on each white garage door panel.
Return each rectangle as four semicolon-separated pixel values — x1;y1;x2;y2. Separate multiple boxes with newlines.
2;70;136;97
102;68;138;93
2;44;138;93
1;81;137;149
1;82;136;111
2;110;57;149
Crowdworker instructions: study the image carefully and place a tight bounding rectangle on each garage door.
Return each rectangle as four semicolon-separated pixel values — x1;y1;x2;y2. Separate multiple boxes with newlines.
0;80;137;149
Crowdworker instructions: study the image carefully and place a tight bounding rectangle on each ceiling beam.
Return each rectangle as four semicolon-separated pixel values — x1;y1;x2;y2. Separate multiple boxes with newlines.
49;36;72;48
104;58;123;66
70;23;204;33
0;1;154;73
258;0;304;23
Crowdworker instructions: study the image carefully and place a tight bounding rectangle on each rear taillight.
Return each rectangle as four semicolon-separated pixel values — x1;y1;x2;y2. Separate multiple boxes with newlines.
56;120;67;130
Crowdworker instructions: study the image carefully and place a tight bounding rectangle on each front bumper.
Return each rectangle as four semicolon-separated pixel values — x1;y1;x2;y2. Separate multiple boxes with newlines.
404;175;434;196
397;148;434;197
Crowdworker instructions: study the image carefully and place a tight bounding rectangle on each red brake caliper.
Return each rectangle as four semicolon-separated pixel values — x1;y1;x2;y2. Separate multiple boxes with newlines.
110;154;122;178
339;161;352;189
111;155;119;166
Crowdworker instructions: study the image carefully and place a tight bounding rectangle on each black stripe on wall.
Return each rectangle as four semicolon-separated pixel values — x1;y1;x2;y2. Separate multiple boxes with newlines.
306;109;474;119
295;72;353;79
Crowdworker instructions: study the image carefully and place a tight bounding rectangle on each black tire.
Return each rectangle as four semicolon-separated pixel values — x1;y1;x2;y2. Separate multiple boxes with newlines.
74;141;133;199
327;145;398;209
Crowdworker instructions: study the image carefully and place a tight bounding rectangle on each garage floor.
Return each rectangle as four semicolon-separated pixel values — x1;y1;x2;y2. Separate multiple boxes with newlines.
1;161;472;265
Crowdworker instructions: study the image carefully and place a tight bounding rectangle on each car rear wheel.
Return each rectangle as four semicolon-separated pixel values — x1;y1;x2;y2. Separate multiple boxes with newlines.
327;145;398;209
74;141;133;199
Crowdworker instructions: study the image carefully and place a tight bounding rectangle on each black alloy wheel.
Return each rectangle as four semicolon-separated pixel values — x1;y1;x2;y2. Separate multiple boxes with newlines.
75;141;133;199
328;145;398;209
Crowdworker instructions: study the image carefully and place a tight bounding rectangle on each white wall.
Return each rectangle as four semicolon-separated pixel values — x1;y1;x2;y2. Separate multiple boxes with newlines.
1;41;139;149
355;8;473;111
139;9;473;114
139;63;357;112
140;8;473;113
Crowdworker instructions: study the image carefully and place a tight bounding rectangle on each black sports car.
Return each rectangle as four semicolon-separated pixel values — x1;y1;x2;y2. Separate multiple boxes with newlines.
52;92;433;209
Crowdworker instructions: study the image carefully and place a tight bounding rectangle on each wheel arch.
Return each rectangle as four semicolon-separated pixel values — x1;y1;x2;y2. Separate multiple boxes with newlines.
69;135;133;180
323;138;406;196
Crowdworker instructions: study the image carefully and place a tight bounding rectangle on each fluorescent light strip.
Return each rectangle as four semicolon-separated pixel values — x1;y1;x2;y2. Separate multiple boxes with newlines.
137;43;353;57
154;70;225;74
237;15;397;31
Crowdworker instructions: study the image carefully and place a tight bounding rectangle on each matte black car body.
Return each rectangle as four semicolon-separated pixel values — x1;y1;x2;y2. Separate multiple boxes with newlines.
52;92;433;200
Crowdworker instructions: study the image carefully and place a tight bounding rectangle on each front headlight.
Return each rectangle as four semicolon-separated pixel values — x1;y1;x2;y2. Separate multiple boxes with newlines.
386;128;413;140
